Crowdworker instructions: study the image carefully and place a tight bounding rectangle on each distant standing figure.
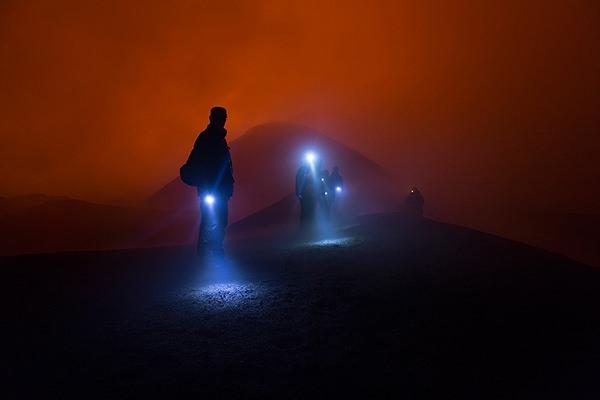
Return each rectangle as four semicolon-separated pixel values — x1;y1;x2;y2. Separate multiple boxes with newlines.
181;106;234;255
296;160;319;231
328;166;344;205
319;169;331;220
404;187;424;218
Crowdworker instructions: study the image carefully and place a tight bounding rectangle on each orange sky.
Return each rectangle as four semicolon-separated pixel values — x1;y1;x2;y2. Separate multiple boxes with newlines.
1;0;599;213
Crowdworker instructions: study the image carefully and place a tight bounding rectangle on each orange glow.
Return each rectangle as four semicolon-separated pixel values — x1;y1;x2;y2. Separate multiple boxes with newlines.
0;0;598;220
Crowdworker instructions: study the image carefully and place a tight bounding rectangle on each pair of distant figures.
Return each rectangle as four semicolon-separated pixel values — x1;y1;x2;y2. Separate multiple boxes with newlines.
180;107;425;255
295;155;344;231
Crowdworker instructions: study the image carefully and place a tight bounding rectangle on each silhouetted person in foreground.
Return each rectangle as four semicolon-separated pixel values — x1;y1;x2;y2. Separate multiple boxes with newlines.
181;106;234;256
404;186;424;218
296;159;320;231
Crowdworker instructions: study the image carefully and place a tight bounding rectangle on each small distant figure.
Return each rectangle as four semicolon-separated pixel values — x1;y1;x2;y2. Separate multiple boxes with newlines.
328;166;344;205
296;158;319;231
180;106;234;256
319;169;331;220
404;186;424;218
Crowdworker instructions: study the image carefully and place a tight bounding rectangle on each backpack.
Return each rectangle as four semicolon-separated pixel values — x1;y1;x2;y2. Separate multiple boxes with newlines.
179;146;201;186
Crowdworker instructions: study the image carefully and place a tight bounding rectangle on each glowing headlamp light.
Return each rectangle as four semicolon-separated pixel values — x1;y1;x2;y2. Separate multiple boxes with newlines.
335;186;342;193
204;194;216;205
305;151;317;164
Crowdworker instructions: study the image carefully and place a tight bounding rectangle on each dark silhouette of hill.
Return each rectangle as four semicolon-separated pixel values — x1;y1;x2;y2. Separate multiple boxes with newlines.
227;193;298;238
228;190;600;267
0;194;69;216
507;210;600;268
0;196;194;255
228;192;365;240
146;122;399;222
442;204;600;267
545;212;600;267
0;124;398;256
4;213;599;398
3;124;596;265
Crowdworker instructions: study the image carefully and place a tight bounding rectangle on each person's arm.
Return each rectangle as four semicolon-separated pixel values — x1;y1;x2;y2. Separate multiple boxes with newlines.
227;148;234;181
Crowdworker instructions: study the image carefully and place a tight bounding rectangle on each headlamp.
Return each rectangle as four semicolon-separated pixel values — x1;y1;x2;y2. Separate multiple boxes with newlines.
305;151;317;164
204;194;216;205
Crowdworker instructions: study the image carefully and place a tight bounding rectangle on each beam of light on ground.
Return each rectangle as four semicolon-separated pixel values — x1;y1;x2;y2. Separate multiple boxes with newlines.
195;253;244;284
303;236;359;248
181;281;266;311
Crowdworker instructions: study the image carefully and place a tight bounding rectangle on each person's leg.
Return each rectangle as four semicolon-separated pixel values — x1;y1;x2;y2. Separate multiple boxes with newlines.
322;198;331;220
329;197;336;221
299;197;308;230
213;199;229;251
306;196;316;227
198;199;211;254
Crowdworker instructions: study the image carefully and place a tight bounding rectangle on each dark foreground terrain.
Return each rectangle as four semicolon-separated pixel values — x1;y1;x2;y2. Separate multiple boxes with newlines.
3;214;600;399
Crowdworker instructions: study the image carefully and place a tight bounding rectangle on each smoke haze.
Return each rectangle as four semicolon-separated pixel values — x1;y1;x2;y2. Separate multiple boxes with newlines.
1;0;599;218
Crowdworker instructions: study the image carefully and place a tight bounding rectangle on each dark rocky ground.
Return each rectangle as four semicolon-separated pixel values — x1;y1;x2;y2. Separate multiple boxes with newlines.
3;214;600;399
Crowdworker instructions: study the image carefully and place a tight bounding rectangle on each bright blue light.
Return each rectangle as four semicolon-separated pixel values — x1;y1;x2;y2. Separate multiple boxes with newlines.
324;191;328;196
305;151;317;164
335;186;342;192
204;194;216;205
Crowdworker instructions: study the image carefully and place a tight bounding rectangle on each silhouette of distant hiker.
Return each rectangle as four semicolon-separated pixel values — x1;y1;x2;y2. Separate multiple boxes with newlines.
296;155;342;230
180;106;234;255
328;166;343;204
319;168;331;220
404;187;424;218
296;157;319;231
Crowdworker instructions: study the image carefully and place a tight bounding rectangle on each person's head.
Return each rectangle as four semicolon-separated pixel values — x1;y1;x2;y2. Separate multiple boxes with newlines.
333;166;339;173
409;186;420;194
209;106;227;128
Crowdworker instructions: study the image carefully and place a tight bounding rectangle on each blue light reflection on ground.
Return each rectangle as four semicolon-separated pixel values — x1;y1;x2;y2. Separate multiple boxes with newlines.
181;253;265;309
187;282;264;309
196;253;242;283
307;236;356;247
